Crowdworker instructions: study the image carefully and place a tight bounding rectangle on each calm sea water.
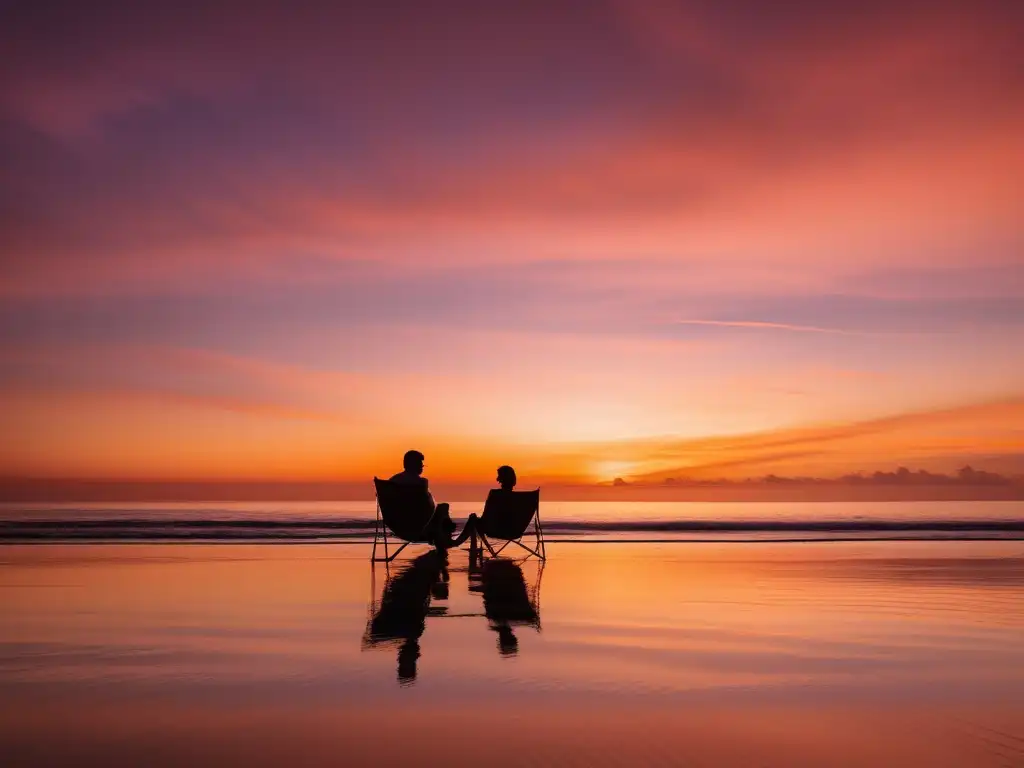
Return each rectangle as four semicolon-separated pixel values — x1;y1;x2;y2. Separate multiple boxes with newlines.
2;500;1022;541
1;542;1022;766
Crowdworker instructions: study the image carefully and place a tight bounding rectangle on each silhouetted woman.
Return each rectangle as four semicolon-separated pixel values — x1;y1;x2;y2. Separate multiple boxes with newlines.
494;465;517;492
453;465;517;550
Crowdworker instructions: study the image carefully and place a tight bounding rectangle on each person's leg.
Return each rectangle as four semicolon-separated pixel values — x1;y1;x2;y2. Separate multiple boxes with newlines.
452;513;479;547
432;503;454;553
438;503;456;534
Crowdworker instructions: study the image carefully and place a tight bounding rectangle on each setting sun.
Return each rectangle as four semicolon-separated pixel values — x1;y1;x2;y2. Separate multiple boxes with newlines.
592;461;640;483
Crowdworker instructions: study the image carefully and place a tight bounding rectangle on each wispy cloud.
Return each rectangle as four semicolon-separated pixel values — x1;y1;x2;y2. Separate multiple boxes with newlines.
675;319;858;335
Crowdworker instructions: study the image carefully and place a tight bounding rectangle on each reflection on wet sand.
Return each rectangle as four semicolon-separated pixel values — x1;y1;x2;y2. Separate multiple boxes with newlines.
364;552;543;680
1;542;1022;766
363;552;448;683
471;557;542;656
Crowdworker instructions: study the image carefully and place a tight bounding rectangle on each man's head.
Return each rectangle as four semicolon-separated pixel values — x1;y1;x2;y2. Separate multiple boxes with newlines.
496;465;517;490
403;450;425;475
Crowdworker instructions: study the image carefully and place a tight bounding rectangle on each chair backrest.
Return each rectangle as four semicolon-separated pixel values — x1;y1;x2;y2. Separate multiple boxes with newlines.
373;478;435;542
479;488;540;540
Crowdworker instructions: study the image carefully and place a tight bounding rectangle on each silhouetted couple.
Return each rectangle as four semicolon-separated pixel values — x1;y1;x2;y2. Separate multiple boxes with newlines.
389;449;517;554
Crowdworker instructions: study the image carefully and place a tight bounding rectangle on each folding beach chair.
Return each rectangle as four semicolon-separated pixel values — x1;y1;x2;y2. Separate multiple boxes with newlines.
477;489;546;560
371;477;440;562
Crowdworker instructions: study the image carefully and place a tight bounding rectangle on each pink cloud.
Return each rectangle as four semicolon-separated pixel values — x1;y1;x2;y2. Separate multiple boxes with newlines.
676;319;860;335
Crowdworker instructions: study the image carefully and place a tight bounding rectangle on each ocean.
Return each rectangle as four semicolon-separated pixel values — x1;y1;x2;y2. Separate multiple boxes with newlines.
3;500;1023;542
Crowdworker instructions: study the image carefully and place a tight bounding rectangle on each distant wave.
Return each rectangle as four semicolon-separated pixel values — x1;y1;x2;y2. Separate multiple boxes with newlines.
2;518;1023;542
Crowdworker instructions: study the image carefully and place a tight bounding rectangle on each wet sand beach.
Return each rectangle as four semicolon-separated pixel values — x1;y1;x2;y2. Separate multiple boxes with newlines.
1;541;1022;766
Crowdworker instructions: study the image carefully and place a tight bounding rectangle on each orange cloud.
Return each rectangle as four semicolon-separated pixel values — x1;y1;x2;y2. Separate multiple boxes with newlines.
676;319;860;335
545;398;1024;482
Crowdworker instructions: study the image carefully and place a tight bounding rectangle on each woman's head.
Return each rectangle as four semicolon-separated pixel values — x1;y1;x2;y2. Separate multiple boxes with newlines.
496;465;517;490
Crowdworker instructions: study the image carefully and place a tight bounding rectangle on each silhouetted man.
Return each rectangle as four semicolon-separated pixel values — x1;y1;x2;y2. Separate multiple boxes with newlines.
389;450;430;488
451;464;518;554
390;450;455;552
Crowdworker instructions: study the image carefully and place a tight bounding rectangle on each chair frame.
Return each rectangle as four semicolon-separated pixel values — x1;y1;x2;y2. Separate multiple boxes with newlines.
370;480;547;562
478;491;546;561
371;508;408;562
371;479;438;563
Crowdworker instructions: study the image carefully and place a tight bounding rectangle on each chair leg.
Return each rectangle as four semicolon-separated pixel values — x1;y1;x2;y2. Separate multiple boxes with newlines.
481;536;547;561
509;539;543;559
383;541;409;562
372;514;399;562
480;534;498;557
534;515;546;560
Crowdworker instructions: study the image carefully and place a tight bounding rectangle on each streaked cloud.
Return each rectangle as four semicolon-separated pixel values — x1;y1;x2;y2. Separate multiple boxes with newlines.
1;1;1021;482
676;319;858;335
571;398;1024;481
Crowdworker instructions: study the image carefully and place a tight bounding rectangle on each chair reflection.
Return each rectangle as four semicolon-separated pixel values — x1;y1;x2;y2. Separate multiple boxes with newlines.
469;557;543;656
363;553;543;683
362;552;449;684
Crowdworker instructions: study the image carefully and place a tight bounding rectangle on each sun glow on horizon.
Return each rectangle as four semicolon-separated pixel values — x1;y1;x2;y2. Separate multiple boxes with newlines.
591;461;642;483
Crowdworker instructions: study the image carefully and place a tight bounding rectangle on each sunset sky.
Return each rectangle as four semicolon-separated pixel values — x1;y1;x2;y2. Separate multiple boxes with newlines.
2;1;1022;487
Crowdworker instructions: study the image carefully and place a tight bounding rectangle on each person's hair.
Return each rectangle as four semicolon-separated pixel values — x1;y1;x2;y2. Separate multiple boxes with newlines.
497;465;517;487
403;450;425;470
